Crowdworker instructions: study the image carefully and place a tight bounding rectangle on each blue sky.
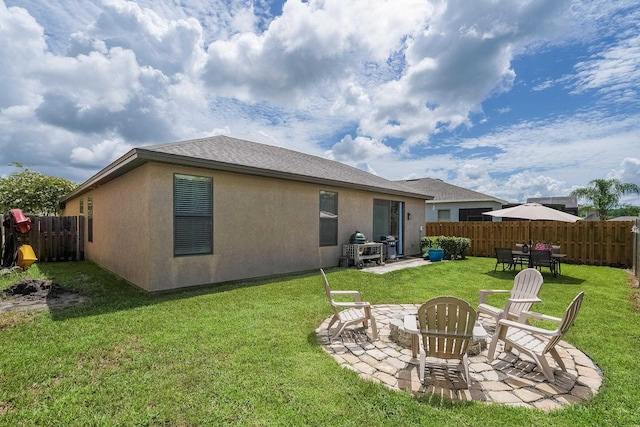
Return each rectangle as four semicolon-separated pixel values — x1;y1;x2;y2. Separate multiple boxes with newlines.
1;0;639;205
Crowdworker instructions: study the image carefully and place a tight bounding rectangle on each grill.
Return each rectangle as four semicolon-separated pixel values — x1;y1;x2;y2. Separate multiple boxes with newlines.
349;230;367;244
343;231;384;269
378;235;397;261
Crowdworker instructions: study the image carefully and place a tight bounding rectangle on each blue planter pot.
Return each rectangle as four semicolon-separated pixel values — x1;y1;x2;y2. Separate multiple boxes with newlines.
428;249;444;262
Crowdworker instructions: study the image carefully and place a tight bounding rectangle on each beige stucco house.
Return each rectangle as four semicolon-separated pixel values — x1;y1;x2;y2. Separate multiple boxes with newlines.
61;136;429;292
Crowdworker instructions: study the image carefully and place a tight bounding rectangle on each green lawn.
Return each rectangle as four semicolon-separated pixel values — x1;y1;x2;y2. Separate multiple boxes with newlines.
1;258;639;426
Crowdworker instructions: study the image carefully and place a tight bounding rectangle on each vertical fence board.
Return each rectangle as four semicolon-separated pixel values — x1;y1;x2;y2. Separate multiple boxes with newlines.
12;216;85;263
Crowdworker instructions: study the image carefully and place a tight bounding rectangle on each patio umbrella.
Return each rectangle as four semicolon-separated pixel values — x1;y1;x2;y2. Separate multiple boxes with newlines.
482;203;582;222
482;202;582;244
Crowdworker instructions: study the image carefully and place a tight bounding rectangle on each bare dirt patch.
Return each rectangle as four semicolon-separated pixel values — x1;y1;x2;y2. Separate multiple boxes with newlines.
1;278;89;314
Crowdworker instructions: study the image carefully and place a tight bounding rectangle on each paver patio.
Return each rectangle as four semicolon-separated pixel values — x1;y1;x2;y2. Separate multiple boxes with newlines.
317;305;602;411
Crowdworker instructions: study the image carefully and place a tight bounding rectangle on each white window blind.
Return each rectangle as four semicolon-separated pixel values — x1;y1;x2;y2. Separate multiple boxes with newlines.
174;174;213;256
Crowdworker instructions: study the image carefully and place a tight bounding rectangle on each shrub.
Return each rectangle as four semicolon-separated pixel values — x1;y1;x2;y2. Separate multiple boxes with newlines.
420;236;437;254
421;236;471;260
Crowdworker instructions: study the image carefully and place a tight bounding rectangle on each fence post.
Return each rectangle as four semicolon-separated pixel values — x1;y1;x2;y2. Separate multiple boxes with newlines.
631;219;640;280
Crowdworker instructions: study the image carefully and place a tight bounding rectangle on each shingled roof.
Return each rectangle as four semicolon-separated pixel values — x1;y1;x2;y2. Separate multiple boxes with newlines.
62;135;428;203
397;177;506;203
527;196;578;209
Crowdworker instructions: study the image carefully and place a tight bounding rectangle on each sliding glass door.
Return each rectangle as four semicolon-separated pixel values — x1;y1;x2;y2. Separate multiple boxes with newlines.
373;199;404;255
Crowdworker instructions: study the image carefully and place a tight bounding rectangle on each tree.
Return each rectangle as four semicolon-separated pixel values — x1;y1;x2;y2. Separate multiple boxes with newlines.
0;163;78;215
571;178;640;220
609;204;640;218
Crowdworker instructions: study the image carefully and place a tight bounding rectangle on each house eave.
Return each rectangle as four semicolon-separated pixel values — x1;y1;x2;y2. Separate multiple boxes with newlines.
59;149;143;207
60;148;428;207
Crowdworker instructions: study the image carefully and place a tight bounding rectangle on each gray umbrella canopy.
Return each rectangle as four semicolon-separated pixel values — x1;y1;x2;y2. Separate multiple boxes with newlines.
482;203;582;222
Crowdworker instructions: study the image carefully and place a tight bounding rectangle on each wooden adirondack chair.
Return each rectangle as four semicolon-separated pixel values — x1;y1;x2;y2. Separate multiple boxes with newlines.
477;268;543;322
487;292;585;382
416;296;476;388
321;269;378;340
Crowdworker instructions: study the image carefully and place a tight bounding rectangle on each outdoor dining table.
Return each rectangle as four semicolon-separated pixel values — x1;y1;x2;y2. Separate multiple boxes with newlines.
512;250;566;275
512;250;566;262
403;314;489;358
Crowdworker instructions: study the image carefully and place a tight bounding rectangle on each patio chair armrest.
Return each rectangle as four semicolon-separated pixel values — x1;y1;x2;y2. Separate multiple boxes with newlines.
332;301;370;308
478;289;509;304
497;318;560;337
330;290;362;302
518;310;562;324
403;314;418;333
506;297;542;304
502;297;542;317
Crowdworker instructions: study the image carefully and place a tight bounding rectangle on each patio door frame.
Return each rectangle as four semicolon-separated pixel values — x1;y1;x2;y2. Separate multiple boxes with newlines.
373;199;404;256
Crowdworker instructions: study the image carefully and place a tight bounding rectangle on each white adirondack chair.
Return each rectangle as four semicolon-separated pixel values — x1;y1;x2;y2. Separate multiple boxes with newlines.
477;268;543;322
321;269;378;340
416;296;476;388
487;291;584;382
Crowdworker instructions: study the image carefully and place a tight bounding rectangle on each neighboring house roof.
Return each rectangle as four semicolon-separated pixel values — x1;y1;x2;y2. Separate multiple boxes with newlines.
61;135;429;204
397;178;507;204
527;196;578;209
607;216;640;221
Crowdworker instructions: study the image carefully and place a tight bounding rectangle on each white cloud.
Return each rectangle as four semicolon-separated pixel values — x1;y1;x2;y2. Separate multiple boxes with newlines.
571;33;640;103
0;2;47;109
348;110;640;204
502;172;568;202
201;0;431;104
39;48;141;113
620;157;640;178
358;0;572;147
70;138;134;167
87;0;206;76
326;135;393;163
616;158;640;200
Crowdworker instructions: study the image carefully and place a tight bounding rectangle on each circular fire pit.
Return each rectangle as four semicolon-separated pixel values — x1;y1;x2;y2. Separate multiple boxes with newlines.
388;312;487;356
389;313;414;347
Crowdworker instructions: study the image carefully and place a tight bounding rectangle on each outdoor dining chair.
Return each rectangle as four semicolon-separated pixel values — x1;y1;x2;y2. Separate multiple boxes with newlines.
530;250;558;276
320;269;378;340
551;245;562;275
487;292;584;383
494;248;522;272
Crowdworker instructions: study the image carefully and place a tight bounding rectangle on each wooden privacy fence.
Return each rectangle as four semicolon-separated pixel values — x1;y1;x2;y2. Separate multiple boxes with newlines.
425;220;634;268
2;216;84;262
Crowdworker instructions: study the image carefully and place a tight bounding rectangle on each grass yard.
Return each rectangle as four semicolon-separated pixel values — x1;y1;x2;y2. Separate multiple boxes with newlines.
1;258;639;426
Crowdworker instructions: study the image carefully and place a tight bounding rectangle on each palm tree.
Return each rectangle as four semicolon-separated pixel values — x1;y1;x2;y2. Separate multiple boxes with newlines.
571;179;640;220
